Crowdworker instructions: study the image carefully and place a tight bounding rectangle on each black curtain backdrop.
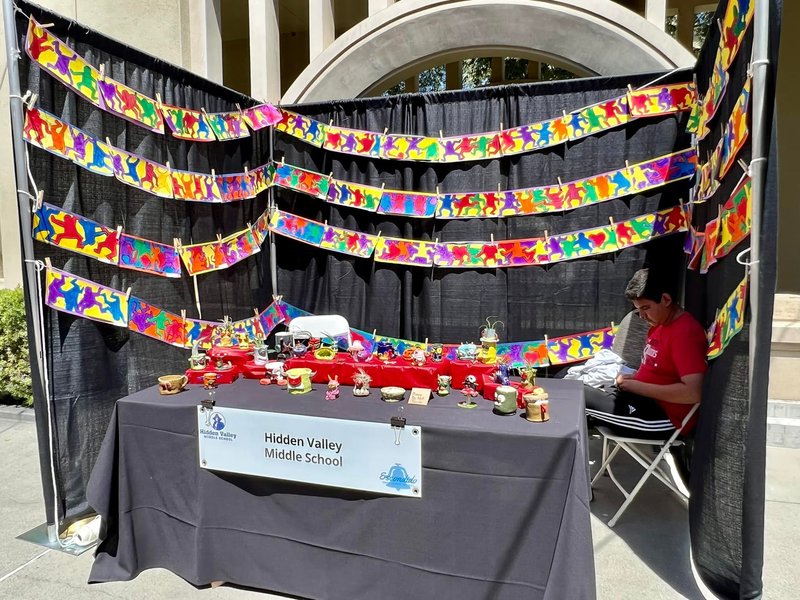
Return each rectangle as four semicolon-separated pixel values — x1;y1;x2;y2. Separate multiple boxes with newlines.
15;1;272;522
275;72;691;345
685;1;782;598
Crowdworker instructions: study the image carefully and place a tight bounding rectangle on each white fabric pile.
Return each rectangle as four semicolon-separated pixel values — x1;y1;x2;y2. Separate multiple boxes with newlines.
563;349;636;388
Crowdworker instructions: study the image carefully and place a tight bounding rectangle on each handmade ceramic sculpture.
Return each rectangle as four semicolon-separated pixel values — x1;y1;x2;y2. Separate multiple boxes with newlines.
285;368;315;394
430;344;444;362
380;386;405;402
375;340;396;361
524;388;550;422
202;372;218;389
519;365;538;393
314;347;336;361
437;374;452;396
188;341;208;370
457;374;479;408
494;363;510;385
325;375;340;400
274;332;294;359
253;337;270;365
259;361;286;386
480;316;504;343
353;369;371;396
348;339;365;361
158;374;187;395
477;339;497;365
493;385;518;416
456;342;478;362
410;347;427;367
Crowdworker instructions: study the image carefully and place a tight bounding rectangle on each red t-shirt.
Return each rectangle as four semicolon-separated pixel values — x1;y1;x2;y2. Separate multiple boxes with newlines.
634;311;708;428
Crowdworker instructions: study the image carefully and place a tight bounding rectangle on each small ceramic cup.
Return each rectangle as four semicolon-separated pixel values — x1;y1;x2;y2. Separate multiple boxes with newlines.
158;375;188;395
202;372;218;390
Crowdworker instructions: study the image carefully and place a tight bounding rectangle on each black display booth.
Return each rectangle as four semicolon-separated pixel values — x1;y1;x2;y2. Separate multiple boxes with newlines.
9;0;781;597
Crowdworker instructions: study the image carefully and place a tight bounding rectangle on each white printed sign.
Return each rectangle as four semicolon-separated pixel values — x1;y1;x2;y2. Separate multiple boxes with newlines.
197;406;423;497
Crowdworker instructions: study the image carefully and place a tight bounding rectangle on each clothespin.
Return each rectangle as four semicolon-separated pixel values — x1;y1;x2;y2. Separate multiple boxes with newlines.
557;177;563;190
181;309;186;321
329;119;334;127
280;155;285;165
211;169;216;178
738;159;750;175
372;329;377;337
624;160;631;172
435;185;441;199
116;225;123;238
717;18;724;36
383;127;389;136
173;237;182;251
499;121;504;132
497;182;502;193
627;84;635;95
34;189;43;209
165;161;172;172
439;130;444;140
544;229;549;242
253;308;260;319
98;64;106;79
609;216;615;227
490;233;495;244
216;233;223;243
272;294;283;303
611;321;616;330
544;334;549;348
155;93;163;107
562;110;568;120
44;257;52;268
125;287;132;300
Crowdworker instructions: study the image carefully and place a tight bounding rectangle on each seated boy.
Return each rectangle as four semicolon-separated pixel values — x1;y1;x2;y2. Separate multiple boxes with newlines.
584;268;707;439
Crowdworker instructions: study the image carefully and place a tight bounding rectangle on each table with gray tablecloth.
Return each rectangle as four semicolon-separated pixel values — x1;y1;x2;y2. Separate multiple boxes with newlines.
87;378;595;599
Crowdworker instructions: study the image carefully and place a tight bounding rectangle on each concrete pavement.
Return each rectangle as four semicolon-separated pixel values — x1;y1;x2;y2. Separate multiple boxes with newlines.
1;410;798;599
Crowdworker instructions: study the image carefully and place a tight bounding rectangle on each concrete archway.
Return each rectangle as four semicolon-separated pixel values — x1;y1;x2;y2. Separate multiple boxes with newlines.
282;0;695;104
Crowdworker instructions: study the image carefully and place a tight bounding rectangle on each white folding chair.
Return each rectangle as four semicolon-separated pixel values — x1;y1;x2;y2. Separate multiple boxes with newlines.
287;314;352;348
591;403;699;527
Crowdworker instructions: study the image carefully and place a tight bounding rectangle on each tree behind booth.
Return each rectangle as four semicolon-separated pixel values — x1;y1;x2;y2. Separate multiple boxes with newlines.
13;0;272;526
685;1;782;597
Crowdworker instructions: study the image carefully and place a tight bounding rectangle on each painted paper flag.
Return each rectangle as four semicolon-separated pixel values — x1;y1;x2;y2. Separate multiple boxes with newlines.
498;123;540;155
320;224;376;258
715;175;751;259
700;218;720;274
128;296;185;346
719;79;751;179
628;82;696;118
434;242;502;268
219;228;262;269
652;204;688;237
381;134;440;161
170;169;223;202
374;237;436;266
274;109;326;146
217;172;256;201
25;18;102;106
252;163;273;195
70;128;115;176
206;110;250;141
378;190;439;218
269;210;325;247
98;76;164;133
23;107;78;162
349;328;376;353
497;239;547;267
323;126;383;157
34;203;120;264
160;103;215;141
697;63;730;141
277;301;312;322
327;180;382;212
242;103;281;130
258;301;286;336
496;341;551;368
439;133;501;162
273;163;330;198
231;315;264;343
547;327;615;365
110;147;174;198
184;318;218;349
719;0;755;71
119;234;182;278
45;266;128;327
179;240;225;276
438;191;515;218
707;273;748;359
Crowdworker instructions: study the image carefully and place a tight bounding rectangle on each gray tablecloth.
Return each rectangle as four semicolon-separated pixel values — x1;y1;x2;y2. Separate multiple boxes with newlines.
87;378;595;599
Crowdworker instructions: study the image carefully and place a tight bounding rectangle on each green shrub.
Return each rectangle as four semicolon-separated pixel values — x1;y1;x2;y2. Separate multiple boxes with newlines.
0;287;33;406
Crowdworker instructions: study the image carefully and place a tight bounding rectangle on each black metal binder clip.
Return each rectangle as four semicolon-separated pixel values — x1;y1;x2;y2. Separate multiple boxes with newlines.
390;407;406;445
201;397;215;411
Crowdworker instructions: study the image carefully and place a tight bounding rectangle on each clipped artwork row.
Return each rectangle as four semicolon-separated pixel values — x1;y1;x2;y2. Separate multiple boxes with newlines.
269;204;688;268
25;16;696;164
706;272;748;359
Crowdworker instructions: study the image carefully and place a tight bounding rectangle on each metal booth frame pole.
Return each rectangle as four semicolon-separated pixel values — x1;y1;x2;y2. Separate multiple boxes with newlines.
268;124;278;295
2;0;59;538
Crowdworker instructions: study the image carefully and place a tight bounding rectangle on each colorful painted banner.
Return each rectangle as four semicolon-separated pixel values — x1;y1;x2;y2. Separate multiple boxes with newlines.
628;82;696;118
719;79;751;179
179;227;262;276
273;163;330;198
547;327;616;365
320;224;376;258
184;317;221;349
328;180;382;212
128;297;186;347
33;203;120;264
25;18;102;106
566;97;630;141
160;102;215;141
274;108;326;146
707;272;748;359
23;107;80;163
699;217;720;274
696;62;730;140
378;190;439;218
439;132;501;162
374;237;437;266
217;171;257;201
98;76;164;133
714;174;751;259
719;0;755;71
495;341;551;368
110;146;175;198
382;134;440;161
206;110;250;141
241;103;282;130
45;266;128;327
269;210;325;247
170;168;223;202
119;234;182;278
259;302;286;335
271;205;687;269
323;125;384;157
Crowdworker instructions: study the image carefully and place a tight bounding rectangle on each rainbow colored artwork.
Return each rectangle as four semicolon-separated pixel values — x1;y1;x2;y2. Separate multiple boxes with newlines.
128;297;186;347
33;203;120;265
119;234;182;278
45;266;128;327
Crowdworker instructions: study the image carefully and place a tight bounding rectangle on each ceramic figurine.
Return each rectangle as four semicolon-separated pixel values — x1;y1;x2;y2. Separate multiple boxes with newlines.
236;332;250;349
410;347;427;367
259;361;286;386
215;357;233;371
253;336;270;365
375;340;396;361
477;340;497;365
214;316;234;347
189;341;208;370
274;332;294;359
348;339;365;361
325;375;340;401
480;316;504;343
457;374;479;408
202;372;218;389
430;344;444;362
437;375;452;396
353;369;371;396
285;368;315;394
456;342;478;362
292;342;308;358
493;385;518;416
494;362;510;385
519;365;538;393
308;337;321;352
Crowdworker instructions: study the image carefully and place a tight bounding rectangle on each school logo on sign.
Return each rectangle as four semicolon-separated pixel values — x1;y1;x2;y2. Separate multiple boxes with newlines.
380;463;417;491
210;412;226;431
